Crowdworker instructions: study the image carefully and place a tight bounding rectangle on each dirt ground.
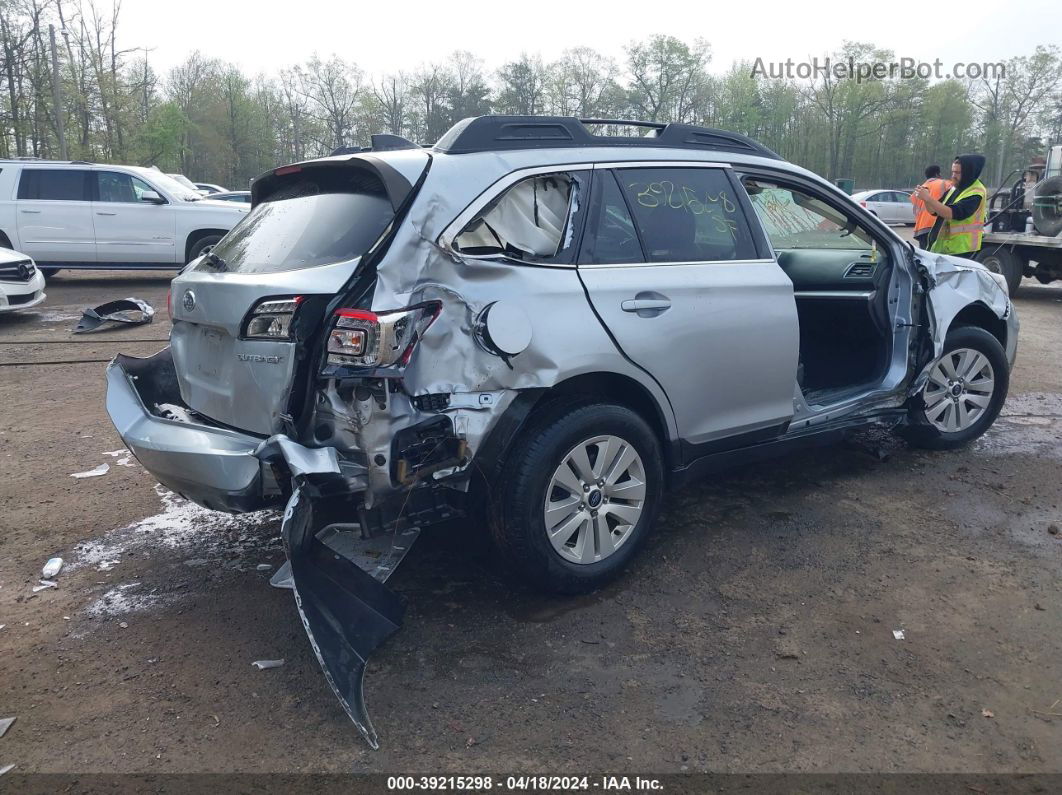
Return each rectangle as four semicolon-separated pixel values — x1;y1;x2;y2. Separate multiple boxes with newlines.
0;264;1060;776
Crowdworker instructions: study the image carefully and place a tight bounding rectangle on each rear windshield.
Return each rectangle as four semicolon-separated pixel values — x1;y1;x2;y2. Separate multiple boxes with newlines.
196;169;394;274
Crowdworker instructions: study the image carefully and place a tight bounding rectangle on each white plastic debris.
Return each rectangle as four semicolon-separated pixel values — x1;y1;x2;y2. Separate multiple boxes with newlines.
0;717;14;738
893;629;905;640
251;659;285;670
42;557;63;578
0;763;13;776
32;580;58;593
70;463;109;479
255;564;273;572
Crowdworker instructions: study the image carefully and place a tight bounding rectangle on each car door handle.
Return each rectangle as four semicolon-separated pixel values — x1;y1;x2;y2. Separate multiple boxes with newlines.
621;293;671;316
20;209;41;214
95;211;118;216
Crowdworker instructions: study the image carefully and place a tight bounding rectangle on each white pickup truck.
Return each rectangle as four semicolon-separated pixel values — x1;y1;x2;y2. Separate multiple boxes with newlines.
0;159;249;276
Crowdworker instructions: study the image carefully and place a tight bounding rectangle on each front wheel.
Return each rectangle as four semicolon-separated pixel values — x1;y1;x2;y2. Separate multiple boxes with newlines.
488;400;664;594
903;326;1009;450
188;234;223;263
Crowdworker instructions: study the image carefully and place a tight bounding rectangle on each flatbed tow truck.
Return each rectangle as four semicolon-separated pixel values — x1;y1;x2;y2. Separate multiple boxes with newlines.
975;144;1062;295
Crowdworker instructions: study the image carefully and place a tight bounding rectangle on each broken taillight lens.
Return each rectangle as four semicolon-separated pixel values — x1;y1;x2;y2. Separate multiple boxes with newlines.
327;302;440;368
242;296;303;340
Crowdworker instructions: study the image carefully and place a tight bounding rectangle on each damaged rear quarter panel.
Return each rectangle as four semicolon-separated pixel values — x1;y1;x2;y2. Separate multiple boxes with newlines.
318;153;676;499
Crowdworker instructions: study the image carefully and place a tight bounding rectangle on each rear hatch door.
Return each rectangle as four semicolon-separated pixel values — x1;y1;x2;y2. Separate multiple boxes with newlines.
169;151;430;435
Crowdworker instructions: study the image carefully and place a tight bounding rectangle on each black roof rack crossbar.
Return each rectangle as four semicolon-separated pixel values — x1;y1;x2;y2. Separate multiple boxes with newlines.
433;115;781;159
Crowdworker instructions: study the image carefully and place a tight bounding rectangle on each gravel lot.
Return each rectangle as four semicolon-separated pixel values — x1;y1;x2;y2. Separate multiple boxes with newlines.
1;265;1060;775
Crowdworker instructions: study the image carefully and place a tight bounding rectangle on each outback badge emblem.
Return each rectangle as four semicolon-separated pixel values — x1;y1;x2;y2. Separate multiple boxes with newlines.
182;290;196;312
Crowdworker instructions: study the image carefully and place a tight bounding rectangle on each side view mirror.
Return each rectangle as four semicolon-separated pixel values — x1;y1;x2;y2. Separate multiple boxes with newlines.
141;190;165;204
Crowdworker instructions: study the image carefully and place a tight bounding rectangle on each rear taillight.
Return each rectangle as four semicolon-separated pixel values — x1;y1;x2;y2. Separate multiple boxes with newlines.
859;201;867;207
242;296;303;340
327;302;440;368
166;288;172;320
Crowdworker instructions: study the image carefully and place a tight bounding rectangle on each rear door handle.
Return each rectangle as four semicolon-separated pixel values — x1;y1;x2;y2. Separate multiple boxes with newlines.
621;298;671;312
95;211;117;216
621;292;671;317
20;209;41;214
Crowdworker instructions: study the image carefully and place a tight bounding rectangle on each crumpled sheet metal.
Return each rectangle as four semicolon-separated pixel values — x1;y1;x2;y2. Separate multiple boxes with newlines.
280;487;411;749
911;249;1014;393
333;156;675;501
368;151;675;426
73;297;154;334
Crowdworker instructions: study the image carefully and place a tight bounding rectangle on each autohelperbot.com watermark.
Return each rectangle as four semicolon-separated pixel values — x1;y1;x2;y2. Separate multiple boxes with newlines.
750;56;1006;82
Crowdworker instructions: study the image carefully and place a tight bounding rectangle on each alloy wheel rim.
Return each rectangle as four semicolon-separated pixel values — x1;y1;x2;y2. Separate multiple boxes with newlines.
543;434;646;565
922;347;995;433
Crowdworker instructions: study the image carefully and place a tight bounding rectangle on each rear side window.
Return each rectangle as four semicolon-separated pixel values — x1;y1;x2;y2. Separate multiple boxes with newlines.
17;169;90;201
580;171;644;265
613;167;757;262
198;168;394;274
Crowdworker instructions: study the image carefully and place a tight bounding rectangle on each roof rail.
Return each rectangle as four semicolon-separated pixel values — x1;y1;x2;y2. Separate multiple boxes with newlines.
433;116;782;159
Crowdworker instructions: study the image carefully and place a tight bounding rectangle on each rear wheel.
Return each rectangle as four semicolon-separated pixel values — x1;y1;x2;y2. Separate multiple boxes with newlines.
488;399;663;594
975;247;1023;296
903;326;1009;450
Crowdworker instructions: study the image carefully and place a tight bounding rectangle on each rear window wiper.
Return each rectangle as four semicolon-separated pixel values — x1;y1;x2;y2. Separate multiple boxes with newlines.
203;250;229;271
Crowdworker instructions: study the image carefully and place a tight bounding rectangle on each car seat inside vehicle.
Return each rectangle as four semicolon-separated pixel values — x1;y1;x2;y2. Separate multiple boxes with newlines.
745;179;893;399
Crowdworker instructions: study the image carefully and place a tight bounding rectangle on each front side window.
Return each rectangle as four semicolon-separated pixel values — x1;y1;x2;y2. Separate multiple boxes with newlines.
745;179;873;251
96;171;158;203
17;169;90;201
197;168;394;274
613;167;758;262
453;171;583;263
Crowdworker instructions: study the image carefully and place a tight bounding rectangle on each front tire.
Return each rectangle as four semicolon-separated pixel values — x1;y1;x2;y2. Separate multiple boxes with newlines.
187;234;223;263
488;399;664;594
903;326;1009;450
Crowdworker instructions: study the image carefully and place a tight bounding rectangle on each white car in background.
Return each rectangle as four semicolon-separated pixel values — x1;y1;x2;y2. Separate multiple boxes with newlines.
0;247;45;312
851;189;916;225
0;160;248;277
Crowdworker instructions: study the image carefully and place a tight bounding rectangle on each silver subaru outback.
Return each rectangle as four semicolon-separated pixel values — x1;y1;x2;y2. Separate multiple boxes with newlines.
106;116;1017;746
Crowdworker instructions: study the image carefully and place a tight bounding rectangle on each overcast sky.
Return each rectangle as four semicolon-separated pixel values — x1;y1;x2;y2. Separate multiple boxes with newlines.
119;0;1059;79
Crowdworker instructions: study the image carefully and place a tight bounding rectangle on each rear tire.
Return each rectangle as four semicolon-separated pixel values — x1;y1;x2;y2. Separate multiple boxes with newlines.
975;248;1023;296
902;326;1009;450
488;399;664;594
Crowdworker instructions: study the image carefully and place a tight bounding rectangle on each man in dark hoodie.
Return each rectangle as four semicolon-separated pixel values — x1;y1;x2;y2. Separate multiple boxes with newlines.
914;153;988;258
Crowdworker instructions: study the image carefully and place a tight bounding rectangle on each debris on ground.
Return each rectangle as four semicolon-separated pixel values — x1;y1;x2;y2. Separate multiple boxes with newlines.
255;564;273;572
41;557;63;578
1049;524;1060;536
70;464;109;479
73;297;154;334
893;630;906;640
0;717;14;738
982;709;995;718
31;580;58;593
251;659;284;670
0;764;13;776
